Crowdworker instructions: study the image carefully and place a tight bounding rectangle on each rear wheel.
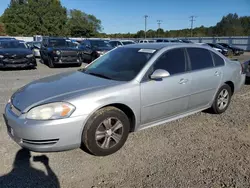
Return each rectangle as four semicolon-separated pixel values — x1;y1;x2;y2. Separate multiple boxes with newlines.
210;84;232;114
82;107;130;156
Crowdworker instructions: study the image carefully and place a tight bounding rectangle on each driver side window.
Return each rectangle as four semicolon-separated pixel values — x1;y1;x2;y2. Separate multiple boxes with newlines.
153;48;187;75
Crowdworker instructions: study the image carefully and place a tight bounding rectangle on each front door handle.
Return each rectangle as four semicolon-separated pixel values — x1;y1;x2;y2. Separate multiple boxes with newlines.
179;78;189;84
214;71;221;76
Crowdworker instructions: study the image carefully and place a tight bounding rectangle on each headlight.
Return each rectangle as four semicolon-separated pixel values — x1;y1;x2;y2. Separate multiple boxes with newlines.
56;50;61;55
26;102;75;120
0;55;4;58
26;54;34;58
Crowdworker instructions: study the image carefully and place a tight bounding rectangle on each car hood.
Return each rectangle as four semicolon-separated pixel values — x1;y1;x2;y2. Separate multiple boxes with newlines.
11;71;121;112
0;48;32;55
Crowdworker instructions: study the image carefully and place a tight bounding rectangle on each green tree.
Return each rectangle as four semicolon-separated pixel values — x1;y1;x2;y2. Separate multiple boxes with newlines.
66;9;102;37
2;0;67;36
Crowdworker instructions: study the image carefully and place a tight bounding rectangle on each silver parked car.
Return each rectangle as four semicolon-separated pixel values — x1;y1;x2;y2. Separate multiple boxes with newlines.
4;43;245;156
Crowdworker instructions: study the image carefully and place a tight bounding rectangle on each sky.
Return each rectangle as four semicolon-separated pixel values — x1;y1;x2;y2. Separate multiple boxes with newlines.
0;0;250;34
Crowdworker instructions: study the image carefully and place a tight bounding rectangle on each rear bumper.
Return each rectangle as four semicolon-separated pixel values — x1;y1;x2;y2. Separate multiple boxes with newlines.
4;103;88;152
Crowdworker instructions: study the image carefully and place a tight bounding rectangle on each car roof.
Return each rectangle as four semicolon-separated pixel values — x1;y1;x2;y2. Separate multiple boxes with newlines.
0;39;22;42
121;43;213;50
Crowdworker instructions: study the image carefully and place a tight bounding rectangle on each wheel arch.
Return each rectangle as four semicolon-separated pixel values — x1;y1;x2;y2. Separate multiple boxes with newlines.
225;81;235;95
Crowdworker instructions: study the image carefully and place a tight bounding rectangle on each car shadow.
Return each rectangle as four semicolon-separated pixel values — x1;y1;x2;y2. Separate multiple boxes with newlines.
0;148;60;188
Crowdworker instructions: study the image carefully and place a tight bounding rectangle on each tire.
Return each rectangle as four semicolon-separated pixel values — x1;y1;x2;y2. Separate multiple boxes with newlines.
82;107;130;156
48;57;55;68
76;63;82;67
210;84;232;114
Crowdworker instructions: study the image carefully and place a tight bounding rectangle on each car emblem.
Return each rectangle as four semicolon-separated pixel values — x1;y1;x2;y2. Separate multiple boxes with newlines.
12;54;17;58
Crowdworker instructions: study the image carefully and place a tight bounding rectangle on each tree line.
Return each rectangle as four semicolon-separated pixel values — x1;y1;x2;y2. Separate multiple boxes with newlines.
0;0;102;37
0;1;249;38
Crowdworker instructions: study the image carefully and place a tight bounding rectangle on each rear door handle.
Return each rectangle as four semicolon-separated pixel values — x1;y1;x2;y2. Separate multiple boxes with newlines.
179;78;189;84
214;71;221;76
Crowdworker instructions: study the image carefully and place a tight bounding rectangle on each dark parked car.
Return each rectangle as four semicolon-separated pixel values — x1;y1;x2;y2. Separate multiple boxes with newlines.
207;43;232;56
217;43;244;56
40;37;82;68
0;40;36;69
155;39;171;43
243;59;250;80
79;39;113;62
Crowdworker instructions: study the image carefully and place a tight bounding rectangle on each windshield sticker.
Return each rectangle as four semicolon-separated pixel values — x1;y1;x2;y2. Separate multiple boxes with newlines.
138;49;156;53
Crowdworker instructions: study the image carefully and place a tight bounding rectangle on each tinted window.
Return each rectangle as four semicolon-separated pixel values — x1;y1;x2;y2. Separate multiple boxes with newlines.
212;52;225;66
109;41;117;47
48;39;67;47
90;40;111;47
0;41;27;49
83;47;156;81
187;48;214;70
153;48;186;75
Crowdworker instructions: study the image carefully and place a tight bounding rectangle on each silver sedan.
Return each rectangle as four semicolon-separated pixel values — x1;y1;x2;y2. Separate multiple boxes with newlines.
4;43;246;156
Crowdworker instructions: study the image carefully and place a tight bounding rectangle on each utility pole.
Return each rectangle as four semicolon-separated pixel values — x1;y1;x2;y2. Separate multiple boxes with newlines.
144;15;148;39
157;20;162;38
189;16;196;37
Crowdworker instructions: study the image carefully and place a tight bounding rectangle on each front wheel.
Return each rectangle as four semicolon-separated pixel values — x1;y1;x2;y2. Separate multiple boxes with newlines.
210;84;232;114
48;57;55;68
82;107;130;156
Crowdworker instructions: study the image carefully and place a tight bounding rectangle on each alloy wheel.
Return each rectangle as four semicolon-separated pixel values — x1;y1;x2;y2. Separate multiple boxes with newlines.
95;117;124;149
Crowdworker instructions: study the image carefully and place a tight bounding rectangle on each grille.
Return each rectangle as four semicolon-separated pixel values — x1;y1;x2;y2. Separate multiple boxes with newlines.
4;54;26;59
22;138;59;145
3;58;28;64
61;51;78;57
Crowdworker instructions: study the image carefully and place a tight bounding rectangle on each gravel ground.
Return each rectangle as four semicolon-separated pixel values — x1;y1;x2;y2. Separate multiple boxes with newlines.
0;54;250;188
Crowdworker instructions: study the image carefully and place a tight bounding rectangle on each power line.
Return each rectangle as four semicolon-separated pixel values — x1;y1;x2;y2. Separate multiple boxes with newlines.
144;15;148;39
189;16;197;37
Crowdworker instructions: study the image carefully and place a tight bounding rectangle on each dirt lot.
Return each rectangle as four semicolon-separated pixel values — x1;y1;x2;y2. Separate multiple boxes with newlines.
0;54;250;188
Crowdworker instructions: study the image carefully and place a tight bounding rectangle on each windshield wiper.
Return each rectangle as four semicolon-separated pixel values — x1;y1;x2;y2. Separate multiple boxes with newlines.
87;72;112;80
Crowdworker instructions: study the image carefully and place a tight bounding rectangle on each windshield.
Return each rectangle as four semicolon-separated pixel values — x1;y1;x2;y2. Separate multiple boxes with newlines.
90;40;111;48
48;39;67;47
122;41;134;45
0;41;27;49
82;47;156;81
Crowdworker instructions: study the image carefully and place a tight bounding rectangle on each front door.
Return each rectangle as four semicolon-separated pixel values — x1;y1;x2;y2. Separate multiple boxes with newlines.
140;48;192;126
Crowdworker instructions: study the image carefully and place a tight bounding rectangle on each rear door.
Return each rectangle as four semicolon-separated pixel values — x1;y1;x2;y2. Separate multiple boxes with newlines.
187;48;222;110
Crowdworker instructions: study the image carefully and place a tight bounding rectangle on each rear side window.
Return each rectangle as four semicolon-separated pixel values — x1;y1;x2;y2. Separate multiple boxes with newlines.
187;48;214;71
153;48;186;75
212;52;225;66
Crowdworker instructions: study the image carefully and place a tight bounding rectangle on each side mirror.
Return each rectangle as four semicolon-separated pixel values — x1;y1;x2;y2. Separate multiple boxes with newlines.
150;69;170;80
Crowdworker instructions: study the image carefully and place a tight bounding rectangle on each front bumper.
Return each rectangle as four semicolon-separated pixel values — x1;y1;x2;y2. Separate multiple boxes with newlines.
53;58;82;64
0;58;37;68
4;103;88;152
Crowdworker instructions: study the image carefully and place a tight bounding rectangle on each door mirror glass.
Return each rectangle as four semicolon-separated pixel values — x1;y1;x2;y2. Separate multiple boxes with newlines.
150;69;170;80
